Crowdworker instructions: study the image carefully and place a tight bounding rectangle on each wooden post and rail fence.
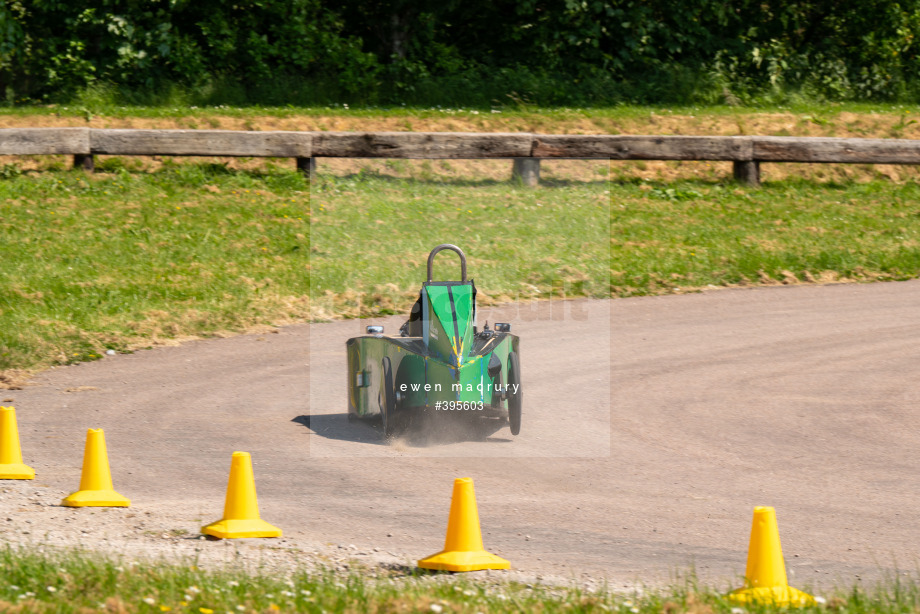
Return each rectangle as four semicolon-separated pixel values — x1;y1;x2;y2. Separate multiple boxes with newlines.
5;127;920;186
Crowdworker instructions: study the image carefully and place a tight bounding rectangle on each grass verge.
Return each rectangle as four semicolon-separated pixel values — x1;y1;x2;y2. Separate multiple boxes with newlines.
3;160;920;380
0;164;309;381
607;178;920;296
308;169;611;320
0;546;918;613
309;170;920;315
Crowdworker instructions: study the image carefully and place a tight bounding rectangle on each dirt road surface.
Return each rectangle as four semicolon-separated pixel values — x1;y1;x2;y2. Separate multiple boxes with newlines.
3;280;919;592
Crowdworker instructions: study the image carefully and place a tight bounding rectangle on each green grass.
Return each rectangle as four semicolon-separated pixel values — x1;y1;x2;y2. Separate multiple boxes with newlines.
0;164;309;374
310;171;920;316
3;160;920;376
608;178;920;296
0;546;918;613
308;171;610;319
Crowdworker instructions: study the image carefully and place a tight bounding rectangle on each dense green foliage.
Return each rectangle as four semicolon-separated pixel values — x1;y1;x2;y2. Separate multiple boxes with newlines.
4;1;920;106
0;0;375;105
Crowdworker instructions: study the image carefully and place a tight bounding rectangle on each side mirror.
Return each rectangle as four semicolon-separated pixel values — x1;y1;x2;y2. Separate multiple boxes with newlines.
494;322;511;332
366;325;384;334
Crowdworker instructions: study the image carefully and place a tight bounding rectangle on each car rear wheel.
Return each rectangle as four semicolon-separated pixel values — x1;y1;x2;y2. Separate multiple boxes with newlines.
507;351;522;436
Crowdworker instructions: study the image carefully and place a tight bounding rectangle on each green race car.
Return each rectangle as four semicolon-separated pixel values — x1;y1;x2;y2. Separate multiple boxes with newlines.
346;244;522;439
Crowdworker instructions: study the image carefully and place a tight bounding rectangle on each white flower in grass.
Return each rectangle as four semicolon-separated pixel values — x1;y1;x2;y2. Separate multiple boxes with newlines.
430;605;443;613
46;586;57;593
631;608;639;613
730;608;746;614
300;590;311;596
143;597;155;605
10;586;18;591
228;581;239;588
815;596;827;605
188;586;201;594
236;606;246;612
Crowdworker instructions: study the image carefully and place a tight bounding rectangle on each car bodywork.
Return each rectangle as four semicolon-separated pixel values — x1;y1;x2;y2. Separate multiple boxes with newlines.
346;244;522;438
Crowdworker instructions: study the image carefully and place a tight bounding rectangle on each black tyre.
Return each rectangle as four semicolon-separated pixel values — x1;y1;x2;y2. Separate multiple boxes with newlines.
507;351;522;435
381;357;397;439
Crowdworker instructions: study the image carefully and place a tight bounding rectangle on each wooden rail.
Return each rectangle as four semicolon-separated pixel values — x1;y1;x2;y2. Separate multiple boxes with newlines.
4;128;920;186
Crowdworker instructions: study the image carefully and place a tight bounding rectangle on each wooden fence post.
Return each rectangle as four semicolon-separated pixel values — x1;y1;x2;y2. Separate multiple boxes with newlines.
512;158;540;187
732;160;760;186
73;154;94;172
296;157;316;179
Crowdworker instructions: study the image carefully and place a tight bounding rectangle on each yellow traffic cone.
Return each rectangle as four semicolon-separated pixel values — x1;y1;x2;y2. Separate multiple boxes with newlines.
62;428;130;507
202;451;281;539
0;406;34;480
727;506;815;606
418;477;510;572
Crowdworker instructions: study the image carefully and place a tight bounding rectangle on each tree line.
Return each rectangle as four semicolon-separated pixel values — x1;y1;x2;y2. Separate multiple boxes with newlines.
2;0;919;106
